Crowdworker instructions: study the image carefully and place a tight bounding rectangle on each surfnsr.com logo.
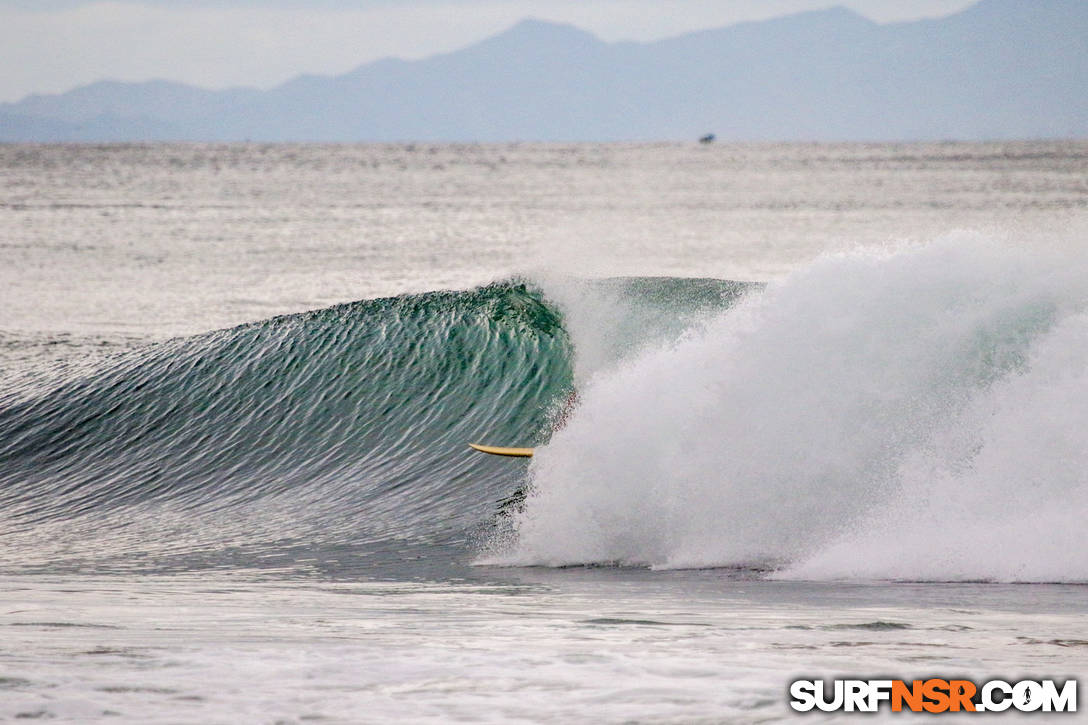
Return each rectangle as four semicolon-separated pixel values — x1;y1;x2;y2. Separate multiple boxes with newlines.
789;678;1077;713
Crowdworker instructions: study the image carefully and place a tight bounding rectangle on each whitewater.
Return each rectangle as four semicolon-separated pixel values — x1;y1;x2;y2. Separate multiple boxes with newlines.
0;142;1085;722
497;237;1088;582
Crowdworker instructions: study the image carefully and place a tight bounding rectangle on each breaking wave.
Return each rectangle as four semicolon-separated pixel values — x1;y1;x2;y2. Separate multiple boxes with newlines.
488;236;1088;583
3;235;1085;582
0;277;740;574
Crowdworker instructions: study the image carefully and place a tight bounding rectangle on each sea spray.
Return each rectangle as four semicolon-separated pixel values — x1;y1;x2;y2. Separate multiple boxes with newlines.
788;310;1088;582
529;275;751;388
492;236;1088;581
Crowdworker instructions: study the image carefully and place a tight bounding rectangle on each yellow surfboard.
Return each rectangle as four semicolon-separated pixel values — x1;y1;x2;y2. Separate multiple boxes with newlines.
468;443;534;458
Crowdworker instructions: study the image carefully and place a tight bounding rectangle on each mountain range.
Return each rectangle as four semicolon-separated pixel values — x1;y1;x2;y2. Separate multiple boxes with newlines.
2;0;1085;142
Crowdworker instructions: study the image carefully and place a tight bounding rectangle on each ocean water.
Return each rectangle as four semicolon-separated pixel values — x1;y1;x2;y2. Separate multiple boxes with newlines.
1;142;1086;722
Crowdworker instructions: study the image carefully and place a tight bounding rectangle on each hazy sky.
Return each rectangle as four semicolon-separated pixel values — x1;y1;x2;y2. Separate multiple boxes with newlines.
2;0;979;103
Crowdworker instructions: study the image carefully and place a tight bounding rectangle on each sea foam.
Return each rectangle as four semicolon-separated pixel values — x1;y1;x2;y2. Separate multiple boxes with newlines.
494;235;1088;582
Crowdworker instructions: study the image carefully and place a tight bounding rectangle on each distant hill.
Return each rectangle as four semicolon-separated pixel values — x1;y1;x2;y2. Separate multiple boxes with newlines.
2;0;1086;142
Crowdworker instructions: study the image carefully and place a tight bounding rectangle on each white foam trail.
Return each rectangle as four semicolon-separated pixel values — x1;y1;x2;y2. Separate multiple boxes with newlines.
487;234;1088;581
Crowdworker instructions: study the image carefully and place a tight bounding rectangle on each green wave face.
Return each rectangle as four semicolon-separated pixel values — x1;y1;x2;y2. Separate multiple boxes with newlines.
0;278;744;575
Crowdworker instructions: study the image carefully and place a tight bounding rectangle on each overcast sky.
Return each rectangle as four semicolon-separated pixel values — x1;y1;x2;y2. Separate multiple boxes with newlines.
1;0;979;103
